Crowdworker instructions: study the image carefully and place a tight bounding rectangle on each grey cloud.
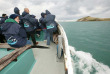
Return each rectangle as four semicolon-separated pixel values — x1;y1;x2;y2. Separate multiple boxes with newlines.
0;0;110;20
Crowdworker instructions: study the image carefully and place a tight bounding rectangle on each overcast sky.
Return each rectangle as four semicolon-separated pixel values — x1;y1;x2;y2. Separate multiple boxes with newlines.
0;0;110;21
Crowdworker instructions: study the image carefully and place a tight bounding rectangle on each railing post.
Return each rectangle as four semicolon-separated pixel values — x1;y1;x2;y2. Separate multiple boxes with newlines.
57;35;63;58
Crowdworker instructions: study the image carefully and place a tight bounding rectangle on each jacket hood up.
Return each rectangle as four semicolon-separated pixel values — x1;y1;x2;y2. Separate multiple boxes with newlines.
46;10;51;15
14;7;20;15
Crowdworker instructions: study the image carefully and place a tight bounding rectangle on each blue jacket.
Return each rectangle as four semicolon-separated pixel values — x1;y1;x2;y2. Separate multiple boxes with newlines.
0;16;8;34
0;16;8;24
22;12;37;32
0;26;1;34
30;15;39;29
39;12;46;29
1;18;27;48
42;10;57;32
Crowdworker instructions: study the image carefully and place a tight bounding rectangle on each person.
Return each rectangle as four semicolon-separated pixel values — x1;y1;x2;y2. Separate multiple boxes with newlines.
0;14;8;43
0;14;8;24
42;10;57;45
14;7;24;28
31;14;41;37
39;12;47;40
22;8;38;46
0;25;4;43
1;14;31;48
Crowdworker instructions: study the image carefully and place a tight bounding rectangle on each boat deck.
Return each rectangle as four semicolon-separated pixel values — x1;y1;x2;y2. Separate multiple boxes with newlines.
30;41;65;74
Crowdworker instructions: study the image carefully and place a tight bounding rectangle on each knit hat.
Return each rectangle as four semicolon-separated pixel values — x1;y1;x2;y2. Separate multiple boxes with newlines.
9;14;19;19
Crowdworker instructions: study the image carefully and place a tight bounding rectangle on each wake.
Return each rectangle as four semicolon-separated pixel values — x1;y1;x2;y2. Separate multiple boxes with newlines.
69;46;110;74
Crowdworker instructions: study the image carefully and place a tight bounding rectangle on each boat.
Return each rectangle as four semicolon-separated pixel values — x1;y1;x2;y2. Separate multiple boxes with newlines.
0;24;73;74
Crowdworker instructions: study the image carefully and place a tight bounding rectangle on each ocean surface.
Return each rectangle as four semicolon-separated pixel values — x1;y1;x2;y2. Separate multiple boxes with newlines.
59;21;110;74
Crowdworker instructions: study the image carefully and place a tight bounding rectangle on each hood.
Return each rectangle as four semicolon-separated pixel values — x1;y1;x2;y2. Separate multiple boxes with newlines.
5;18;18;24
46;10;51;15
14;7;20;15
22;11;28;17
41;12;46;18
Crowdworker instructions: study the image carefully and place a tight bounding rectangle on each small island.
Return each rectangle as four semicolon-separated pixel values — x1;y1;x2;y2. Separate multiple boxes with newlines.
77;16;110;21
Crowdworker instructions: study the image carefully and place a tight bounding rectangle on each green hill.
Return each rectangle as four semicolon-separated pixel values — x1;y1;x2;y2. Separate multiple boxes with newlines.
77;16;110;21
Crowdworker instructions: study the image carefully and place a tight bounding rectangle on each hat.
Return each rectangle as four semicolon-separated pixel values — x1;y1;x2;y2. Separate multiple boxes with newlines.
9;14;19;19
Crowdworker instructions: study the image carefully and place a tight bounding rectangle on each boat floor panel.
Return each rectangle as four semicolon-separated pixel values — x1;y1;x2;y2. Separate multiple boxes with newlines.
30;41;65;74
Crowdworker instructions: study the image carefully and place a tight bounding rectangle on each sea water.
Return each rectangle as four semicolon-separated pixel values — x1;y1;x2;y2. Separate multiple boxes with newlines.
59;21;110;74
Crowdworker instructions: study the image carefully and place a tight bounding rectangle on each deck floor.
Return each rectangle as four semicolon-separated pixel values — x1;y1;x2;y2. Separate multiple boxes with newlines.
30;41;65;74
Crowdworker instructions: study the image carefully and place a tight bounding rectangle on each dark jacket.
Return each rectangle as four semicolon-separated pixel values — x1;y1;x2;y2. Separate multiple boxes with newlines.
22;12;37;32
39;13;46;29
42;10;57;32
1;18;27;48
0;16;8;24
14;7;24;27
30;15;39;29
0;26;2;34
0;16;8;34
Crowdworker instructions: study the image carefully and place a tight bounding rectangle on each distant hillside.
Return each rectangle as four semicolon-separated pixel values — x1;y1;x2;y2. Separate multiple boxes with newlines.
77;16;110;21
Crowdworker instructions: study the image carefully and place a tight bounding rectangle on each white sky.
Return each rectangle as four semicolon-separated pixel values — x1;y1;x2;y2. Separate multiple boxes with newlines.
0;0;110;21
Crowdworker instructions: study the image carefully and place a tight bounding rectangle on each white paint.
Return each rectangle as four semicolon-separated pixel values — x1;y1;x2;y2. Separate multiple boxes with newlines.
58;24;73;74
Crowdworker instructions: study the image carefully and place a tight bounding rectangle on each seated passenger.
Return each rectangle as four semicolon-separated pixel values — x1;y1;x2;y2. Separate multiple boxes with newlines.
1;14;31;48
0;14;8;43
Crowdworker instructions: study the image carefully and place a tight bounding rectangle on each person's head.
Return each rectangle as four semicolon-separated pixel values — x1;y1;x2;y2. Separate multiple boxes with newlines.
14;16;20;23
44;15;46;18
2;14;7;17
41;12;46;18
14;7;20;15
9;14;20;23
24;8;29;13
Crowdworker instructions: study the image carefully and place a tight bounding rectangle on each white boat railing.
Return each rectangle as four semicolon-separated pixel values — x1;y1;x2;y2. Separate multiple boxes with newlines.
58;24;73;74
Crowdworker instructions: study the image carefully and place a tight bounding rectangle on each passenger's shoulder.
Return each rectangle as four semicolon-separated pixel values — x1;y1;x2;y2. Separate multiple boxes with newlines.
12;23;21;27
